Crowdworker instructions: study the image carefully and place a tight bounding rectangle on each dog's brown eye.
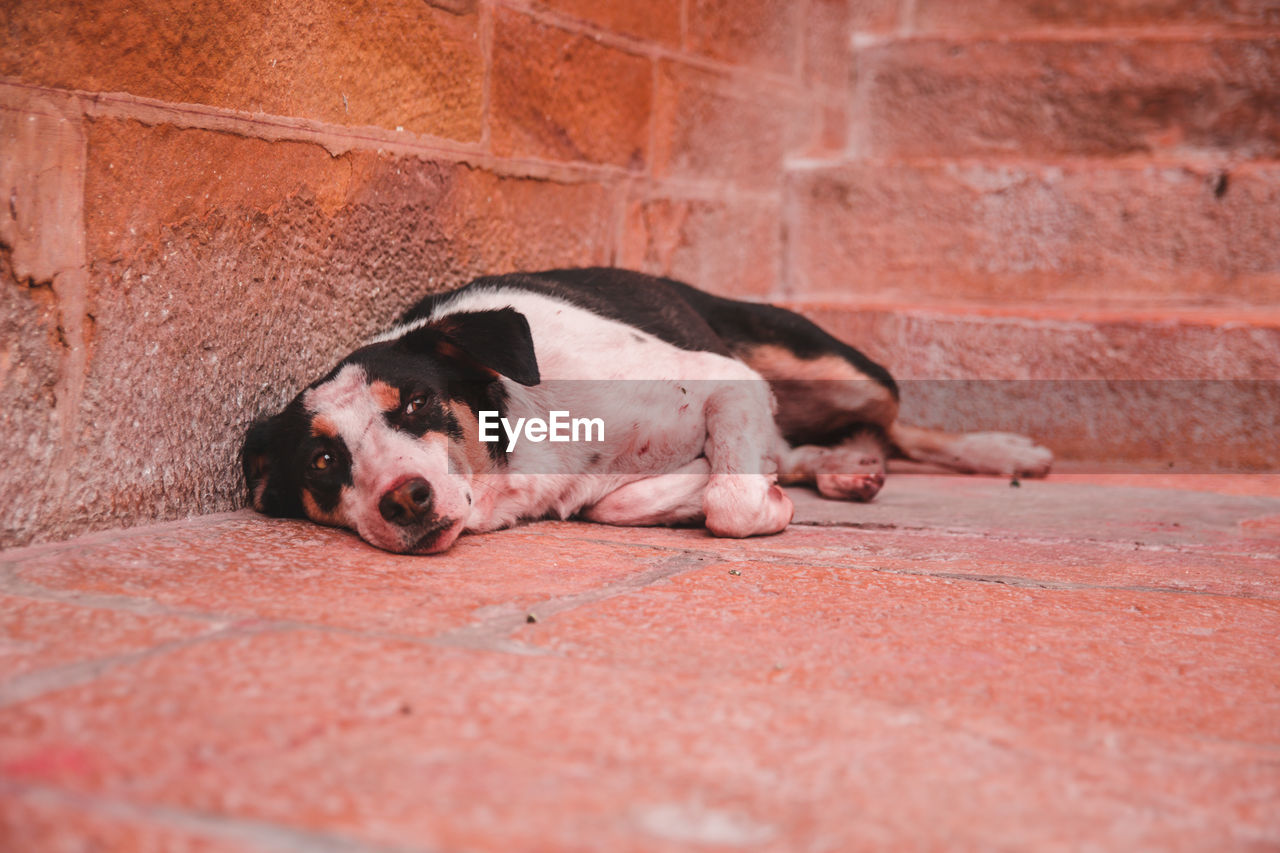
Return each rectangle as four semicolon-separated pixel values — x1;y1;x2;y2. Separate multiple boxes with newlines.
311;451;334;470
404;395;428;416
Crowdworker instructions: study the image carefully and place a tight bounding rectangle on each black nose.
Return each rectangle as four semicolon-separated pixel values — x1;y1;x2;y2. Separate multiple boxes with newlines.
379;478;433;526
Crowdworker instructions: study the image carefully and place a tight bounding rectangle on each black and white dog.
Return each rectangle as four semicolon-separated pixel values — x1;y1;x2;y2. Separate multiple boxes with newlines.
242;268;1051;553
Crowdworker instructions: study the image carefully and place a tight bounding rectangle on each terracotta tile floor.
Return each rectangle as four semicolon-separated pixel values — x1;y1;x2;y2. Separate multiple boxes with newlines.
2;474;1279;851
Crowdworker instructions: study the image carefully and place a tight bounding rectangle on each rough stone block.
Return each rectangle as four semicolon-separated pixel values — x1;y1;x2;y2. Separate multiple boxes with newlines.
786;161;1280;304
12;520;672;637
0;88;87;549
0;594;213;684
520;557;1280;745
0;264;66;548
491;8;652;168
621;194;781;298
854;37;1280;158
804;0;854;89
685;0;803;76
797;303;1280;381
794;303;1280;471
911;0;1280;30
51;120;618;542
530;0;681;45
850;0;902;30
0;0;485;141
2;474;1278;849
0;570;1274;850
0;790;254;853
652;61;799;189
799;100;850;157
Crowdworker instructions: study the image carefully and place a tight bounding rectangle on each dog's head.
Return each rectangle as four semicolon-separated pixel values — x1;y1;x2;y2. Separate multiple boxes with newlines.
241;308;539;554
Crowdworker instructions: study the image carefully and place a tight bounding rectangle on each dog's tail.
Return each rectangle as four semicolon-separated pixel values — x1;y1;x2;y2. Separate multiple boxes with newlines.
888;422;1053;478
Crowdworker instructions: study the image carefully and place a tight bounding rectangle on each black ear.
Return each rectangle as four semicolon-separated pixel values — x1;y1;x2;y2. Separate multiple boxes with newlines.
240;407;307;518
404;308;541;387
241;417;277;512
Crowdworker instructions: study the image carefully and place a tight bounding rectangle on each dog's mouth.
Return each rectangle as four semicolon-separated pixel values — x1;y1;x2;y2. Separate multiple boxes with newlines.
407;517;460;554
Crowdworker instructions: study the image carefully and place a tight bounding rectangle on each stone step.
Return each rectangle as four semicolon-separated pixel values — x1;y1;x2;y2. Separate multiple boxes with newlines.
850;35;1280;160
784;159;1280;305
899;0;1280;33
787;301;1280;472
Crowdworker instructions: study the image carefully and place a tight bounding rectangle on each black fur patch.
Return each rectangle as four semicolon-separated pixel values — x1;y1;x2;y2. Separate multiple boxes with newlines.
401;268;897;398
301;432;353;514
402;269;731;356
347;334;514;461
399;308;540;387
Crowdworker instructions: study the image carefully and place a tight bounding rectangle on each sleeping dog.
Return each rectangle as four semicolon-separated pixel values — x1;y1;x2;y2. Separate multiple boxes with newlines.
242;268;1051;553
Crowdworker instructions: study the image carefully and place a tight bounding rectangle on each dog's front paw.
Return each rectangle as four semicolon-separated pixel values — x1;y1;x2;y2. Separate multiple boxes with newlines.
704;474;793;538
953;432;1053;477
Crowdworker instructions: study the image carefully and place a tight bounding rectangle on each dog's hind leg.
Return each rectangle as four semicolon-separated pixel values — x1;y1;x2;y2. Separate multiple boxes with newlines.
582;458;710;527
676;292;1053;487
778;427;889;502
738;344;898;502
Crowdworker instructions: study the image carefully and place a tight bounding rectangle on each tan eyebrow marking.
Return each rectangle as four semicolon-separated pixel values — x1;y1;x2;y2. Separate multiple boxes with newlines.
301;490;345;527
370;380;400;412
311;415;338;438
447;400;494;476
